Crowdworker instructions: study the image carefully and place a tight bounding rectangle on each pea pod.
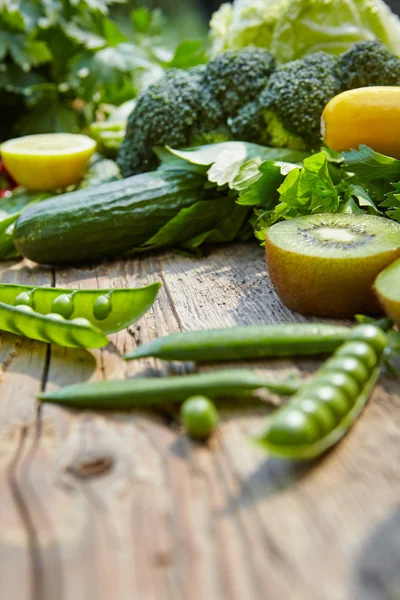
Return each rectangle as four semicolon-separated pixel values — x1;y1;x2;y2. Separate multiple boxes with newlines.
0;302;107;348
124;323;352;362
38;370;302;408
0;281;160;333
253;325;387;459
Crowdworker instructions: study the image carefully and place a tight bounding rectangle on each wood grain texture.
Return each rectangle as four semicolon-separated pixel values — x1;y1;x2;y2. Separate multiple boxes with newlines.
0;242;399;600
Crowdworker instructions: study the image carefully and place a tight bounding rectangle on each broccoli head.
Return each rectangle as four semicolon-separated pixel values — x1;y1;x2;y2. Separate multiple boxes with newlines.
203;47;276;117
117;68;204;177
117;49;277;177
335;40;400;91
259;52;341;149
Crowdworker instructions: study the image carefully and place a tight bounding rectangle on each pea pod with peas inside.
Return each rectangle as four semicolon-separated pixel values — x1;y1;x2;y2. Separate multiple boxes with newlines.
0;302;108;348
253;325;388;459
0;281;160;348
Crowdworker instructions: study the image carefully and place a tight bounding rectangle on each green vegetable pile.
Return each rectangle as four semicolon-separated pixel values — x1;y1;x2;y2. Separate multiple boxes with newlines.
250;145;400;239
117;41;400;176
10;139;400;263
0;1;184;140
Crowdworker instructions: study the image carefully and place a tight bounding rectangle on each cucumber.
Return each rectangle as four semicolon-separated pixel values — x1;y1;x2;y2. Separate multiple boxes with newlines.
13;170;210;264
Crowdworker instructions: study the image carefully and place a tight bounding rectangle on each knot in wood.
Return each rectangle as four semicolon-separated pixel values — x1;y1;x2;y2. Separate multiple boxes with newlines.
66;454;113;479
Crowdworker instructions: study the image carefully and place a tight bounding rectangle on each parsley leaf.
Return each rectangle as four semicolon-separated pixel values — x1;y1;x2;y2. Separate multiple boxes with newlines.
343;145;400;182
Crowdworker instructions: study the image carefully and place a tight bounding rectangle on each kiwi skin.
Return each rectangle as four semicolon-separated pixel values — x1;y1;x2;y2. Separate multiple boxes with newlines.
266;232;400;319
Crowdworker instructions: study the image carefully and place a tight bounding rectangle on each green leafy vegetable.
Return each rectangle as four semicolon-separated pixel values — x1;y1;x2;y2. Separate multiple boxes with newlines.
210;0;400;62
0;2;185;139
126;195;250;255
246;144;400;241
164;142;309;188
343;145;400;182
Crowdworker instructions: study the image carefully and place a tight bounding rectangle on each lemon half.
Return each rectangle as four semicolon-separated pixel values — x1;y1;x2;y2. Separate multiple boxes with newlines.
0;134;97;191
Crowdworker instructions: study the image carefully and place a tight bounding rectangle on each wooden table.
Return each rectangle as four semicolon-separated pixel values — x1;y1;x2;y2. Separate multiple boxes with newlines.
0;242;399;600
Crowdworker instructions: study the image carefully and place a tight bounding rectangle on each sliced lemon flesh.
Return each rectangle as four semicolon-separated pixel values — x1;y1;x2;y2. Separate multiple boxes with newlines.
0;134;97;191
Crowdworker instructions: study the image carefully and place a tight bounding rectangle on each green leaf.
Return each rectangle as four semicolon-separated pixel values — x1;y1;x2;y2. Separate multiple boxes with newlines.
204;203;250;242
130;8;164;36
343;145;400;182
165;143;309;169
167;40;208;69
345;184;380;213
237;161;284;208
101;18;127;46
68;42;157;104
231;158;264;193
0;4;25;32
125;195;247;255
342;198;365;215
23;38;53;66
62;19;106;50
15;93;81;134
0;188;51;261
0;32;52;71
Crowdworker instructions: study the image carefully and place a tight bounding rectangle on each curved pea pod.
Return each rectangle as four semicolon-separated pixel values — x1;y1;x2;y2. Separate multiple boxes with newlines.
0;282;161;333
0;303;107;348
124;323;352;362
253;325;387;460
38;370;302;408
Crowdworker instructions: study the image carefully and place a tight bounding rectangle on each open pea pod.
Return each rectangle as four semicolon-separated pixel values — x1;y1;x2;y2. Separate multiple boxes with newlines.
0;303;107;348
253;325;387;460
0;282;161;334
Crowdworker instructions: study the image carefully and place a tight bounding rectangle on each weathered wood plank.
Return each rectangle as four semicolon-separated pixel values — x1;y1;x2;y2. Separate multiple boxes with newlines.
0;259;52;600
0;243;398;600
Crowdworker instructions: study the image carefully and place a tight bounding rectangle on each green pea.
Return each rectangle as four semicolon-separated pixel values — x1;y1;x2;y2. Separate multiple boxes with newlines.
306;384;350;419
348;325;387;355
71;317;92;327
92;295;112;321
180;396;219;440
314;370;360;399
291;396;337;435
15;305;35;314
335;341;378;370
51;294;74;319
46;313;66;322
264;407;320;446
11;305;37;336
14;291;33;308
321;356;369;386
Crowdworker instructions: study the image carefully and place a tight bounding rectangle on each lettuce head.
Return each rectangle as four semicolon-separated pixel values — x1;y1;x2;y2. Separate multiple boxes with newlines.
210;0;400;61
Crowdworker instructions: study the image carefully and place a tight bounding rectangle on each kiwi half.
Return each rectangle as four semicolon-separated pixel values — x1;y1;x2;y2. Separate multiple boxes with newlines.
374;258;400;325
266;214;400;318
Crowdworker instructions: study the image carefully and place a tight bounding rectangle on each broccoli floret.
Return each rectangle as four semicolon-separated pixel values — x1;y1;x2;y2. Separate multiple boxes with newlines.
335;40;400;90
117;49;277;177
117;68;204;177
188;81;232;146
203;47;276;117
259;52;341;149
229;100;269;145
262;110;307;150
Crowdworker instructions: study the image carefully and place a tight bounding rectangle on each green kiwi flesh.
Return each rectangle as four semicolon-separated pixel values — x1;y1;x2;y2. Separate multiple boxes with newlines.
374;258;400;325
266;213;400;318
